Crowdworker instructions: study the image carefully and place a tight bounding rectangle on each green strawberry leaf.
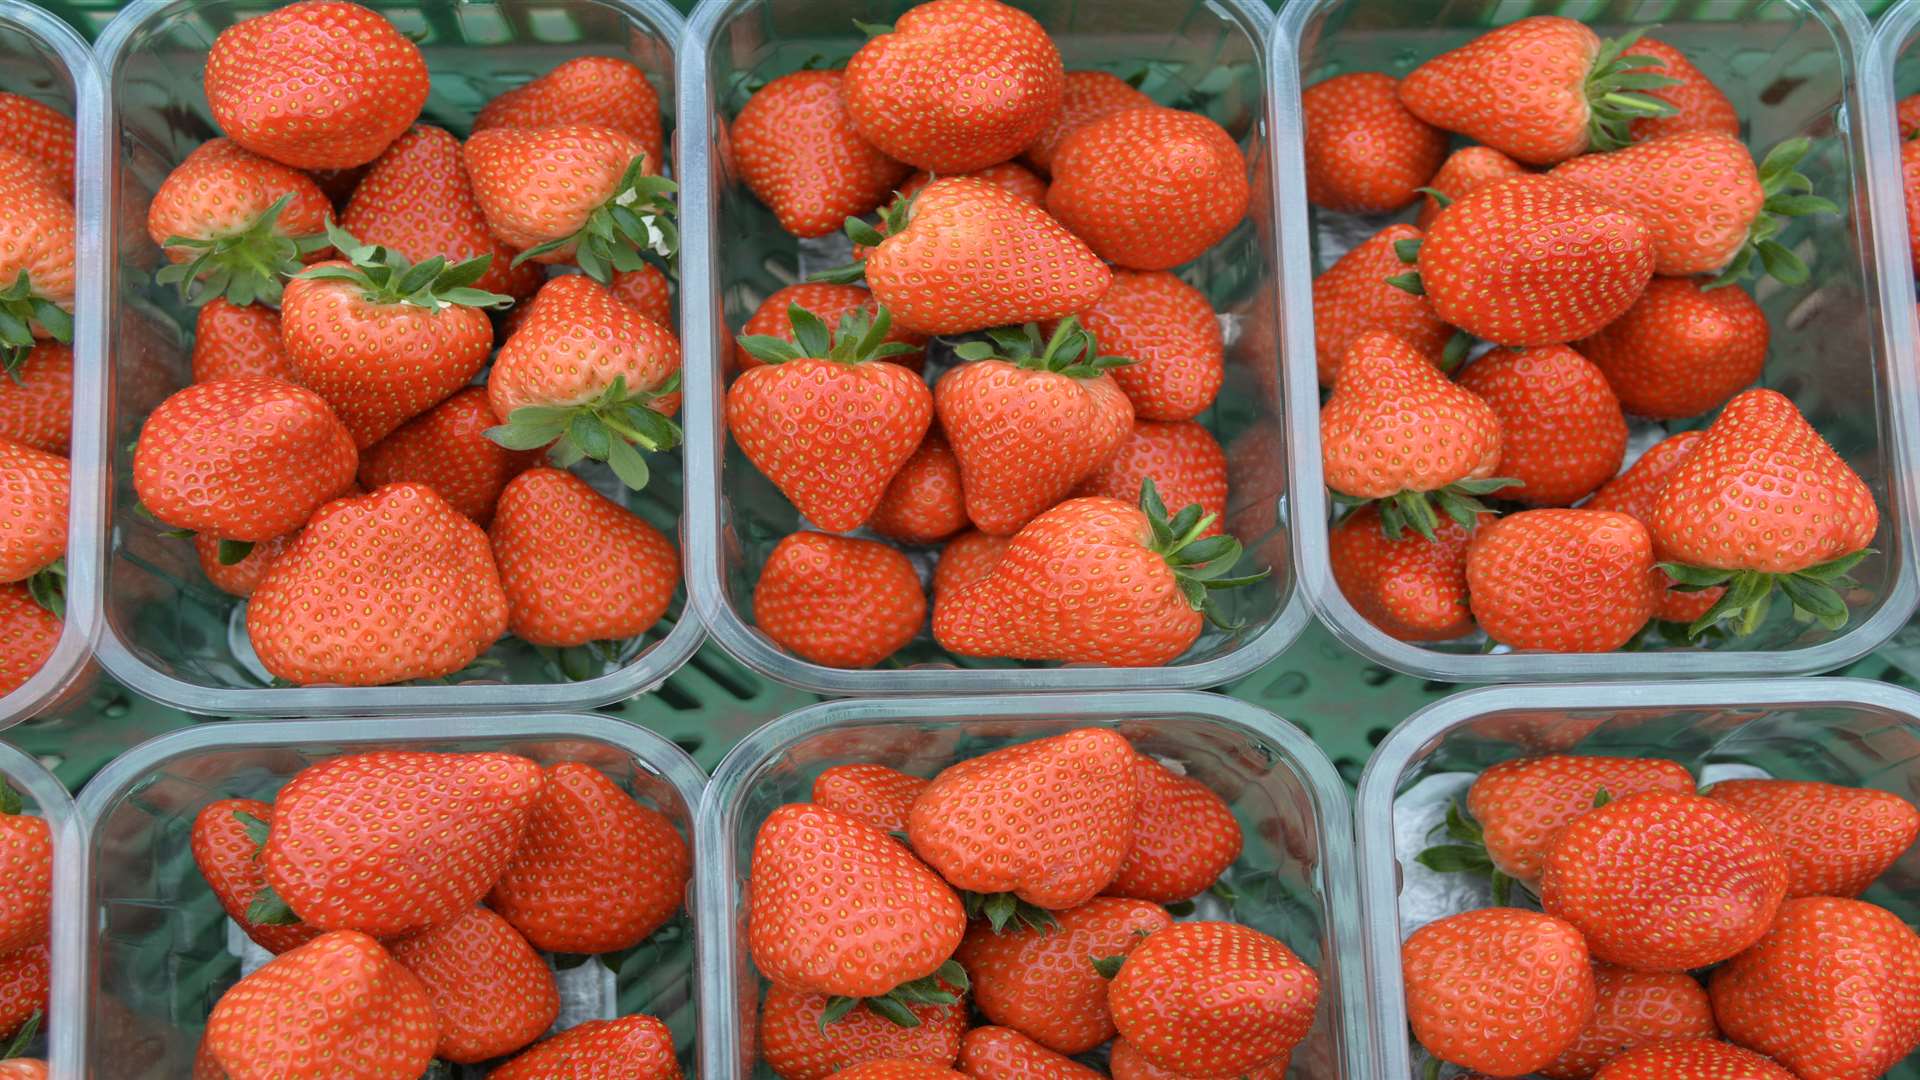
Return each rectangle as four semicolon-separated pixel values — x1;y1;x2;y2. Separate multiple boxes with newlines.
294;219;512;310
1;1010;39;1060
1140;478;1268;629
233;809;271;851
0;271;71;372
24;559;62;620
0;781;19;817
246;883;302;926
1583;26;1682;152
1090;953;1127;979
216;539;254;566
158;192;324;308
1413;844;1492;874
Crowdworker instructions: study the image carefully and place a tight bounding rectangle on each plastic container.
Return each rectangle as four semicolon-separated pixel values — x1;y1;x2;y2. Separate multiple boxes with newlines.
1270;0;1920;681
88;0;703;716
695;691;1366;1079
1357;679;1920;1078
0;738;82;1079
65;713;705;1076
679;0;1311;694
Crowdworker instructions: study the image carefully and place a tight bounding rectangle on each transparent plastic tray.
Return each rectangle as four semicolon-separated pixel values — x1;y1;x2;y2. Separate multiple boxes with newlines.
694;691;1365;1079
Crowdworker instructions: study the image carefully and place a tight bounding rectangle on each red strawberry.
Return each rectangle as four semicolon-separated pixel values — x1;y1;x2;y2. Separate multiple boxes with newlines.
1625;38;1740;142
488;468;679;648
736;284;927;374
1023;70;1154;175
870;430;968;545
1416;146;1528;230
147;138;330;306
0;584;58;696
908;728;1138;913
754;531;925;669
734;70;912;239
1586;431;1720;624
205;931;438;1080
463;125;672;282
204;0;425;170
1709;896;1920;1080
190;798;324;955
358;387;538;525
0;1061;45;1080
1106;755;1241;904
474;56;665;172
0;438;63;585
195;531;293;598
1702;778;1920;899
1906;138;1920;265
932;530;1007;602
1329;505;1476;642
247;483;508;686
1062;270;1222;422
1110;1037;1287;1080
487;760;690;954
0;342;70;454
612;265;673;328
1108;921;1318;1077
0;782;45;957
0;150;74;364
1073;421;1226;539
1046;107;1248;271
1465;509;1658;652
898;161;1046;207
0;944;43;1044
387;906;558;1063
1593;1039;1794;1080
1402;907;1597;1075
935;319;1133;535
0;93;74;196
843;0;1063;174
826;1064;962;1080
955;1028;1103;1079
491;1015;681;1080
760;986;965;1080
1901;94;1920;140
191;299;299;385
956;896;1170;1052
1457;345;1627;507
1311;225;1453;385
1302;71;1447;213
1451;755;1696;886
1576;277;1769;420
813;764;927;835
1543;966;1720;1080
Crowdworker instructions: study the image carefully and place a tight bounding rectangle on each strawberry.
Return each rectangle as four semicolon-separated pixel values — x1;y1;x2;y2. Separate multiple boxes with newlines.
1329;505;1477;642
147;138;330;306
1709;896;1920;1080
1311;225;1454;386
247;483;508;686
1648;388;1878;637
760;986;965;1080
0;151;73;368
1467;509;1658;652
1901;94;1920;140
813;764;927;835
386;906;558;1063
1072;421;1226;540
932;530;1007;602
1906;138;1920;265
826;1064;962;1080
0;782;45;957
731;303;932;530
358;387;537;525
1551;133;1832;284
1402;907;1597;1075
956;895;1170;1052
487;760;690;954
1543;966;1719;1080
734;70;912;239
1107;756;1241;904
1416;146;1527;231
1702;778;1920;899
1302;71;1447;213
1592;1040;1794;1080
908;728;1137;914
1457;345;1626;507
736;284;927;374
1624;38;1740;142
748;802;967;1002
205;931;438;1080
0;947;45;1044
955;1028;1103;1079
490;1015;681;1080
195;532;293;598
486;274;683;490
463;125;674;283
613;265;673;328
0;585;58;697
1542;790;1787;971
1401;175;1654;346
935;319;1132;535
1023;70;1154;175
190;798;324;955
0;93;74;195
0;438;65;584
1585;431;1720;624
842;0;1063;174
191;1036;227;1080
191;300;299;385
1046;106;1249;271
474;56;665;172
0;1062;44;1080
0;343;70;454
204;0;425;169
870;429;968;545
1062;270;1222;422
754;531;925;669
1576;277;1769;420
282;223;508;448
488;468;678;648
1397;18;1683;164
1110;1037;1287;1080
1108;921;1319;1077
341;125;543;300
898;161;1046;207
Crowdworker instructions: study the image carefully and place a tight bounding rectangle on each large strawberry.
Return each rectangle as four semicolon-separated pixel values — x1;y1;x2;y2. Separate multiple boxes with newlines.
754;531;925;669
387;906;557;1064
1108;921;1319;1077
1543;966;1720;1080
1457;345;1626;507
1072;421;1226;540
956;896;1170;1053
0;439;64;584
0;93;74;196
474;56;665;171
1402;907;1597;1075
490;1016;681;1080
813;764;928;835
1329;505;1477;642
463;124;675;283
956;1028;1103;1079
1577;277;1768;420
1593;1039;1796;1080
1311;225;1454;385
1064;270;1222;422
147;138;330;306
191;299;299;385
734;70;911;239
1466;509;1658;652
0;152;73;367
0;342;70;454
1302;71;1446;213
1106;755;1241;904
1046;106;1248;271
190;798;324;955
760;986;965;1080
0;782;46;957
1702;778;1920;899
1626;38;1740;141
358;386;538;525
736;284;927;374
0;585;58;697
1586;430;1720;624
1023;70;1154;175
869;430;968;545
1417;146;1527;230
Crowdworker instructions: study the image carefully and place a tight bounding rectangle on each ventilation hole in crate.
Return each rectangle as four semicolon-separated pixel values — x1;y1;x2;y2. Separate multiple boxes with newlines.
1367;726;1391;747
1333;756;1363;787
686;648;761;702
1360;666;1394;687
653;680;699;711
674;736;703;757
1423;680;1452;695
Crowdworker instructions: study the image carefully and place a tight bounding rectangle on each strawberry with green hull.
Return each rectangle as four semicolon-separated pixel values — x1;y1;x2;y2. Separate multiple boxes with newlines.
1542;965;1719;1080
0;342;71;454
1577;278;1769;421
1329;506;1477;643
1062;270;1223;422
754;531;925;669
1106;755;1242;904
1023;70;1154;175
0;585;58;696
814;764;927;835
1457;345;1626;507
0;93;74;196
0;439;65;586
1702;779;1920;899
760;986;965;1080
1417;146;1527;231
737;284;928;374
474;56;665;172
1046;106;1248;271
1108;921;1319;1077
1073;421;1226;541
1585;431;1721;624
0;781;46;959
734;70;912;240
956;1028;1103;1079
491;1015;681;1080
190;799;324;955
1302;72;1447;214
359;387;538;526
1625;38;1739;141
1403;907;1598;1076
870;430;968;545
0;150;73;368
1312;224;1455;385
191;300;298;385
956;896;1170;1053
195;532;293;598
387;906;558;1064
147;138;331;307
1466;509;1658;653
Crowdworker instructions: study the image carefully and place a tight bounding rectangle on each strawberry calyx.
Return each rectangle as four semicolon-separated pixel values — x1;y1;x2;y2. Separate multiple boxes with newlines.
512;155;679;286
1;1011;38;1060
233;808;304;928
735;301;920;366
1705;137;1840;289
296;220;513;311
155;192;330;308
963;888;1059;935
0;780;20;818
820;960;969;1031
1370;478;1516;542
485;373;683;492
1583;27;1682;153
952;317;1132;380
1413;799;1526;907
0;270;71;371
24;558;62;620
811;189;921;285
1141;478;1269;631
1661;548;1870;638
1090;952;1127;979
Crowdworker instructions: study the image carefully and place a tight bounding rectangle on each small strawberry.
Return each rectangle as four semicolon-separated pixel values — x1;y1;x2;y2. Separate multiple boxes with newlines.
870;429;968;545
1625;38;1740;142
813;764;928;835
0;342;70;454
387;906;557;1064
931;530;1007;602
1023;70;1153;175
191;300;299;385
0;439;63;585
147;138;330;306
1401;907;1597;1075
1062;270;1222;422
826;1064;962;1080
0;93;74;195
358;386;538;525
754;531;926;669
1416;146;1528;230
0;152;72;369
1108;921;1319;1077
1046;106;1249;271
190;798;324;955
1457;345;1627;507
490;1015;681;1080
1072;421;1226;539
760;986;965;1080
956;896;1170;1053
0;584;58;697
195;531;293;599
474;55;665;172
1702;778;1920;898
908;728;1138;914
463;125;674;283
1329;505;1477;642
898;161;1046;207
733;70;912;239
736;284;927;374
955;1028;1103;1079
0;947;45;1044
1110;1037;1287;1080
1576;277;1769;420
1106;756;1241;904
1302;71;1447;213
1311;225;1454;386
1543;966;1719;1080
1585;431;1720;624
1465;509;1658;652
613;264;673;328
1592;1039;1794;1080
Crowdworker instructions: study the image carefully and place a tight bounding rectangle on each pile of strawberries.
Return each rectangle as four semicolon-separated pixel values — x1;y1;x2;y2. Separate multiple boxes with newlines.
127;0;683;687
744;727;1321;1078
0;781;52;1078
187;749;691;1078
1306;16;1881;655
723;0;1267;671
1403;755;1920;1078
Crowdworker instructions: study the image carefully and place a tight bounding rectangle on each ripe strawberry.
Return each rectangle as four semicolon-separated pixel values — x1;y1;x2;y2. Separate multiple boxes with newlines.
734;70;912;239
1402;907;1597;1075
488;760;690;954
386;905;558;1064
0;946;46;1043
1702;778;1920;899
826;1064;962;1080
464;125;674;283
191;300;299;385
358;387;537;525
955;1028;1103;1079
1416;146;1528;230
1398;18;1682;164
737;284;927;374
0;151;74;367
1073;421;1225;539
1625;38;1740;142
1023;70;1154;175
1466;509;1658;652
1576;277;1768;420
956;896;1170;1053
147;138;330;306
760;985;965;1080
1060;270;1222;422
1329;505;1476;642
1302;71;1447;213
898;161;1047;208
1110;1037;1287;1080
1109;921;1318;1076
0;585;58;697
247;483;508;685
194;532;293;598
613;264;672;327
1901;94;1920;140
1046;107;1249;271
843;0;1063;173
908;728;1137;913
0;436;62;587
1585;430;1720;624
1441;755;1696;887
1404;175;1654;346
191;798;324;955
1648;388;1878;636
0;782;45;958
1592;1039;1793;1080
491;1015;681;1080
0;1061;45;1080
0;342;70;454
1457;345;1626;507
813;764;927;835
475;55;665;172
0;93;74;195
1541;965;1719;1080
1312;225;1453;385
932;530;1007;602
1710;896;1920;1080
205;931;438;1080
754;531;925;669
1106;755;1240;904
870;429;968;545
748;802;966;1000
486;274;683;489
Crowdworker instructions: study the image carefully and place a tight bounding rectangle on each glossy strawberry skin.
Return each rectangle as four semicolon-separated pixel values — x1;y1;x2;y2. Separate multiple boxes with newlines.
490;1015;682;1080
1550;131;1762;277
0;942;43;1044
0;438;65;584
191;300;300;385
0;584;58;696
1319;330;1501;500
1109;921;1319;1077
463;124;652;260
1329;505;1476;642
0;92;74;196
195;531;293;599
1417;146;1528;231
1073;421;1226;539
735;70;911;239
1065;270;1222;422
387;906;559;1064
1401;907;1598;1076
147;139;330;261
0;342;71;454
1577;278;1768;421
190;798;324;955
735;284;927;374
612;264;673;328
956;1028;1104;1079
1302;71;1447;213
1592;1038;1796;1080
1398;16;1601;166
1457;345;1626;507
1047;107;1249;271
1465;509;1657;653
898;162;1046;208
754;531;925;669
957;896;1171;1054
1542;966;1719;1080
358;386;539;526
491;274;682;419
812;764;928;835
1627;39;1740;142
1702;778;1920;899
1312;225;1452;386
1585;431;1720;623
1105;755;1241;904
1023;70;1154;175
932;530;1008;603
870;430;969;545
760;985;965;1080
1465;755;1696;884
474;56;665;172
